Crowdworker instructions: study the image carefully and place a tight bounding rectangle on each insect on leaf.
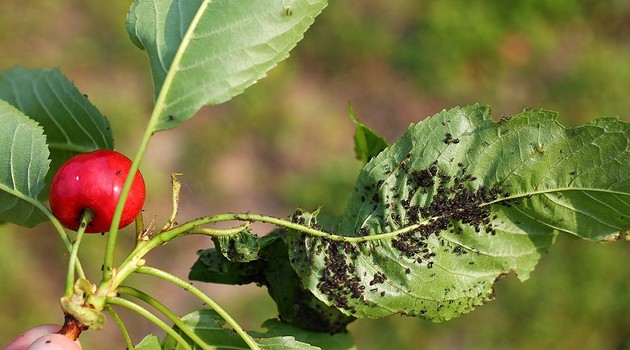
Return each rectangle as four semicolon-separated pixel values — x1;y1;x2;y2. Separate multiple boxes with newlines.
287;104;630;322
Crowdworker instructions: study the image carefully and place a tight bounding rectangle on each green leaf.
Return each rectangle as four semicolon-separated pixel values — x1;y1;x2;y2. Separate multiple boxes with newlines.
190;231;355;333
135;335;163;350
162;309;246;349
126;0;328;131
0;100;50;227
287;105;630;322
349;104;388;164
0;67;114;191
252;319;357;350
256;338;319;350
162;310;320;349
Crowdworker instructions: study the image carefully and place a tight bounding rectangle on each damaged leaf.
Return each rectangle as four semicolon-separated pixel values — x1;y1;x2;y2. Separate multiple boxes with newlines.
287;104;630;322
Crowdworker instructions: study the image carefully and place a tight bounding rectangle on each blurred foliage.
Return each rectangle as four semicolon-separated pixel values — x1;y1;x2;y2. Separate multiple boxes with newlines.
1;0;629;349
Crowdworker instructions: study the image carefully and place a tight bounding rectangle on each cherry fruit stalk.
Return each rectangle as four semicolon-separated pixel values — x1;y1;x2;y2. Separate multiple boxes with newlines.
49;150;146;233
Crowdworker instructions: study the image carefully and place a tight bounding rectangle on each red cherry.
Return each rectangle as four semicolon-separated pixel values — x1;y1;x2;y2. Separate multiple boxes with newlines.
49;150;146;233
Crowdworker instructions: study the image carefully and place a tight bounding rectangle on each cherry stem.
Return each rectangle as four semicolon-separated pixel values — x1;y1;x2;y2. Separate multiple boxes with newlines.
27;198;86;279
158;212;428;243
64;209;93;298
134;266;260;350
58;313;88;341
104;305;134;350
102;52;170;283
106;296;193;350
118;286;212;350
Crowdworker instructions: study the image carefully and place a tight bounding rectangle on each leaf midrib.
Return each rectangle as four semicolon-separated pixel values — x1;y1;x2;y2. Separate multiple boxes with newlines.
153;0;210;120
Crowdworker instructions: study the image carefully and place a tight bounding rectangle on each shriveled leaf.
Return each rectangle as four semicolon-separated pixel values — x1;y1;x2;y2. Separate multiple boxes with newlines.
287;105;630;322
190;247;264;285
214;229;260;262
126;0;327;131
162;310;320;349
257;231;355;333
190;231;354;333
0;67;113;191
0;100;50;227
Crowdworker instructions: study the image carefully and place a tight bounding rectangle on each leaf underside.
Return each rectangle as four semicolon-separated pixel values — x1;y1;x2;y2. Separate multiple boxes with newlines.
126;0;328;131
0;100;50;227
190;231;356;333
287;104;630;322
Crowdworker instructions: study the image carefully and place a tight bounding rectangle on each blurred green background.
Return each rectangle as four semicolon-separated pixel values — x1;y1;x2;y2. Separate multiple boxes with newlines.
1;0;630;349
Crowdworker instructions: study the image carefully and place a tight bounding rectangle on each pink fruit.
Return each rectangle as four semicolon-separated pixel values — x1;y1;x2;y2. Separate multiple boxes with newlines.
3;325;81;350
4;325;59;350
26;334;81;350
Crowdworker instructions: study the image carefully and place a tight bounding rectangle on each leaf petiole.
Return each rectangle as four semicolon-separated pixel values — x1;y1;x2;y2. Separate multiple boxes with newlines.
106;296;193;350
11;192;87;279
118;286;212;350
104;305;134;350
101;0;212;287
158;212;429;243
134;266;260;350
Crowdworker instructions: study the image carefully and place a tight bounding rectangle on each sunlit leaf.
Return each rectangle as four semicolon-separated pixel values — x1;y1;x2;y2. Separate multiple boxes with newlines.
126;0;327;131
287;105;630;321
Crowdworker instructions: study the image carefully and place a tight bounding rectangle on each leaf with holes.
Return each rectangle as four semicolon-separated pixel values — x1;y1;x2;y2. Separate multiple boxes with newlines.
0;100;50;227
287;104;630;322
126;0;327;131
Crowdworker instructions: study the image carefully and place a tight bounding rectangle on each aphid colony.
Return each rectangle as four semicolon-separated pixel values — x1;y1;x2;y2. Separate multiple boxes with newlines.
391;160;509;262
289;131;517;315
